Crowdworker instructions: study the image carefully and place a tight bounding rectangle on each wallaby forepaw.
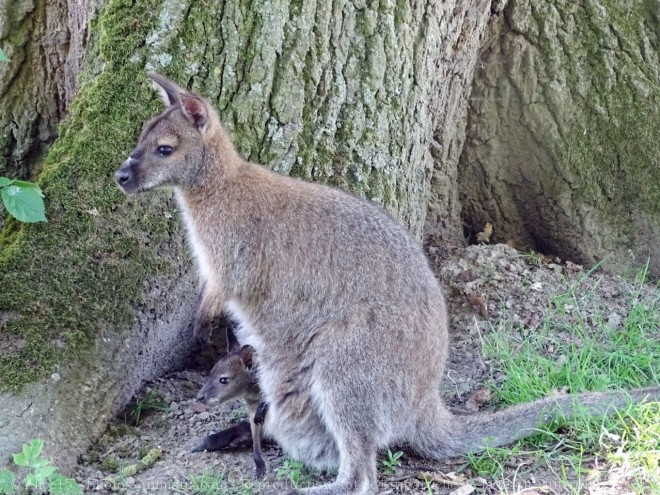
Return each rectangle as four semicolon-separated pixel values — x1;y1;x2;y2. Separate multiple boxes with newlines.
254;401;269;424
190;442;206;453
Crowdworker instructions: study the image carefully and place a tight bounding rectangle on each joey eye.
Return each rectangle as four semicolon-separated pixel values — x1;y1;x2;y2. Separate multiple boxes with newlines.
157;145;173;157
219;377;229;385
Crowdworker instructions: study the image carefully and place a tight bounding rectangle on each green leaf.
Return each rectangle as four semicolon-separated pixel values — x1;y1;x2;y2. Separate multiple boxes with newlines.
7;180;42;190
49;475;83;495
0;48;7;62
23;439;44;461
31;457;51;468
34;465;58;482
11;452;30;467
25;465;58;489
0;177;11;187
13;439;45;467
0;183;47;222
24;473;41;489
0;470;15;495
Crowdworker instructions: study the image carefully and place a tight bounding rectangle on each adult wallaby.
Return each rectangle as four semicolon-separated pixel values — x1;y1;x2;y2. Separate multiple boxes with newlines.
115;73;660;495
194;328;268;478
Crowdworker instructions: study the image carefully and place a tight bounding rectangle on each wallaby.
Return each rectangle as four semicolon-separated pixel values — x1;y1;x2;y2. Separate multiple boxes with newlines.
194;328;268;478
115;73;660;495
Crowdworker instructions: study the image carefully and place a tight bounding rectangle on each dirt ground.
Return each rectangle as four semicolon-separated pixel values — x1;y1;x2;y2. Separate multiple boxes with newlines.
74;243;658;495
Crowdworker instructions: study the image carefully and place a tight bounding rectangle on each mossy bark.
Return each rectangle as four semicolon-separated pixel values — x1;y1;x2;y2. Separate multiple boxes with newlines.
0;0;493;468
458;0;660;275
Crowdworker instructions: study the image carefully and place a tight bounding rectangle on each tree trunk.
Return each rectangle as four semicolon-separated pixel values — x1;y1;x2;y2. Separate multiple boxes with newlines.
0;0;492;468
457;0;660;275
0;0;103;180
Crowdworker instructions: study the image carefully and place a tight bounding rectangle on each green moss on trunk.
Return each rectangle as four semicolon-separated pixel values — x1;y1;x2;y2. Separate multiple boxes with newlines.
0;0;178;392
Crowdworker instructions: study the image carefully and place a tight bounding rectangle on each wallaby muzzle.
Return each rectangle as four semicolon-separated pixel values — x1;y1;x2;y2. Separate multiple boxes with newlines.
115;157;140;193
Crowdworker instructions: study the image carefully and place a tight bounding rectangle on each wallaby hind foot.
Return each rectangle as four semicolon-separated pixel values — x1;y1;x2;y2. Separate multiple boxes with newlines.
191;420;252;452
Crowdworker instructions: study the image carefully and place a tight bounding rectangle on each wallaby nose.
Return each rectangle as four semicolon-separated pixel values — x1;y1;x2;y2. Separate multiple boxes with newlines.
115;169;130;185
115;160;132;186
196;391;206;403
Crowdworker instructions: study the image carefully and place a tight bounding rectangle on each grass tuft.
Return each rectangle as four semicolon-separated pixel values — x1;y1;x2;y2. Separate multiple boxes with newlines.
468;265;660;492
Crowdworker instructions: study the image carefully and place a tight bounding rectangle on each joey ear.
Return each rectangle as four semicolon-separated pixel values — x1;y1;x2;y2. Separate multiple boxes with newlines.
239;345;255;370
180;94;208;129
147;72;183;106
227;326;241;354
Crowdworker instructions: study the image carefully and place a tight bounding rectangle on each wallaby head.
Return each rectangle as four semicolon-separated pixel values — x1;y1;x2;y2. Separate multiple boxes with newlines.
196;337;256;407
115;73;233;194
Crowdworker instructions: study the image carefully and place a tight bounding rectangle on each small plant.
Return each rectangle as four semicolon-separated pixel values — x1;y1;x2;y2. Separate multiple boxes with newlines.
190;471;255;495
190;472;226;495
230;402;248;422
465;444;519;477
380;449;404;475
421;473;434;494
276;458;307;489
0;178;46;223
99;455;120;473
0;439;82;494
128;390;168;425
522;250;545;267
0;48;7;61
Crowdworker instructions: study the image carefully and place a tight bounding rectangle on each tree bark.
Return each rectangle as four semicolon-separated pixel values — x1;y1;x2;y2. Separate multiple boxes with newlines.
0;0;492;468
0;0;103;180
457;0;660;275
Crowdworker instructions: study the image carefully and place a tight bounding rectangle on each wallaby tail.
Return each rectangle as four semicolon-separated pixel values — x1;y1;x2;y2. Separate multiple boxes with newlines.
414;386;660;459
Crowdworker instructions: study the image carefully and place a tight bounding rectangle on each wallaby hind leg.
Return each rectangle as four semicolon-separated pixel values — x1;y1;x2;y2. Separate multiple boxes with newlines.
288;377;379;494
287;438;377;495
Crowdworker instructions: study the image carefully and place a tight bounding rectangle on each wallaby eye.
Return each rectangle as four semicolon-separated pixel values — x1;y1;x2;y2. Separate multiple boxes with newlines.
157;145;173;157
219;377;229;385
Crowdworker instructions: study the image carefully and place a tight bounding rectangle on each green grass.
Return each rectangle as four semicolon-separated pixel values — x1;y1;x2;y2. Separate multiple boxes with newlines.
467;265;660;492
188;471;255;495
230;402;249;422
127;390;169;426
379;449;404;475
276;458;308;489
275;457;325;490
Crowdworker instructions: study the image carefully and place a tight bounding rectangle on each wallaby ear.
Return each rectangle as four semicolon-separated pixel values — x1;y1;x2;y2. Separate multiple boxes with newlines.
180;94;208;129
239;345;255;370
147;72;182;106
226;326;241;354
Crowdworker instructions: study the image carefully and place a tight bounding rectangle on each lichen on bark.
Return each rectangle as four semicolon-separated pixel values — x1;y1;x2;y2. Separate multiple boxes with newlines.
460;0;660;274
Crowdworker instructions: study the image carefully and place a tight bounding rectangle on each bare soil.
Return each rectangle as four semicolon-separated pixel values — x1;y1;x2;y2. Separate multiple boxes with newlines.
74;244;657;495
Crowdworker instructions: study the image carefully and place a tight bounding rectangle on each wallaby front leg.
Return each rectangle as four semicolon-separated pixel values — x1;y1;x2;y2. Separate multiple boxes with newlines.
254;401;269;425
250;417;266;479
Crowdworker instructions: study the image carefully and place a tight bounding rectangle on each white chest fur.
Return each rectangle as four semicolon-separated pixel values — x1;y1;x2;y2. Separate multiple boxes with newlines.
225;299;264;352
174;190;213;282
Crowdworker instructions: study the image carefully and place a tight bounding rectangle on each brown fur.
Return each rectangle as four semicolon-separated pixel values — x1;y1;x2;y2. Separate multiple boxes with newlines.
115;73;660;495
